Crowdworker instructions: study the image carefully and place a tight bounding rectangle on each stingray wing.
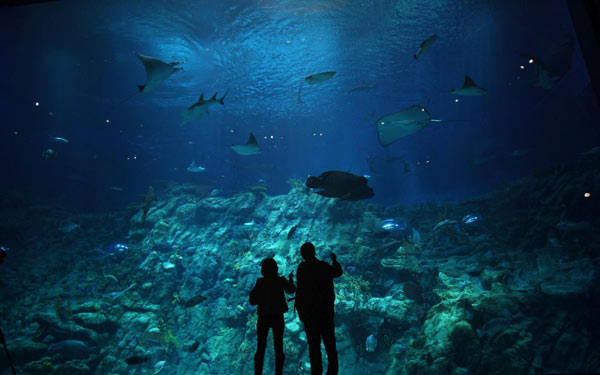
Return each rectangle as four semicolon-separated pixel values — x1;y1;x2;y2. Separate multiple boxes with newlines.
376;105;431;146
135;53;175;93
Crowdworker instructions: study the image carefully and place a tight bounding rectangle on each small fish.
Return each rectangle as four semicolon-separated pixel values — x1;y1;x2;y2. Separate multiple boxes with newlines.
110;186;123;191
346;83;376;93
304;71;336;85
103;274;119;283
187;161;206;172
49;136;69;143
210;189;221;196
365;334;377;352
184;294;207;308
413;35;438;60
142;186;157;225
188;341;200;353
556;220;591;231
42;149;57;159
580;146;600;156
93;283;136;300
154;360;167;374
125;355;148;365
58;220;80;233
287;224;299;239
48;340;98;360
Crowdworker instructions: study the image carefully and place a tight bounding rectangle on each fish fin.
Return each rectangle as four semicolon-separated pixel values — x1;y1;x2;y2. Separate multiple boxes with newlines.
463;75;478;88
173;67;183;73
220;89;228;104
210;92;217;100
198;93;204;102
247;133;258;145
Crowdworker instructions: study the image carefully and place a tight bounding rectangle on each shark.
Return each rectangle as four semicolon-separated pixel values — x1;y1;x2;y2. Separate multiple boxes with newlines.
413;35;438;60
304;71;336;85
232;133;262;155
180;92;227;126
135;53;183;94
449;75;487;96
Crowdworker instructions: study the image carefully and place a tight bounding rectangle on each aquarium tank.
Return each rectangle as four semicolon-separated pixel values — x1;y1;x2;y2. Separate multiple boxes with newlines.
1;0;599;374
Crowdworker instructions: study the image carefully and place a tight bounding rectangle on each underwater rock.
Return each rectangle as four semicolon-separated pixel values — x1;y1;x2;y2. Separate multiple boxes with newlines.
403;281;423;304
478;328;533;375
72;312;119;334
449;321;480;369
0;339;47;368
32;313;96;344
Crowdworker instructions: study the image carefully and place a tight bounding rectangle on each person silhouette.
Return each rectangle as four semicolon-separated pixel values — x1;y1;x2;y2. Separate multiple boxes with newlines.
249;257;296;375
295;242;343;375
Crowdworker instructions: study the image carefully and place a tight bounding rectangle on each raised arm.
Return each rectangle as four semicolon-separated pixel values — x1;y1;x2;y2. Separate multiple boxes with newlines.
329;252;343;278
284;272;297;294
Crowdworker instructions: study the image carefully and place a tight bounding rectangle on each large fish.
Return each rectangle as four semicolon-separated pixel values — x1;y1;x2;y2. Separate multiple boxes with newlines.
449;75;487;96
413;35;438;60
135;53;183;94
180;92;227;126
306;171;374;201
304;71;336;85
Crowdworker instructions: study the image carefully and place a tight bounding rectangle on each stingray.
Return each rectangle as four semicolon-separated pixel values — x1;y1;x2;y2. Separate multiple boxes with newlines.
449;75;487;96
135;53;183;94
375;105;450;147
180;92;227;126
414;35;438;60
232;133;262;155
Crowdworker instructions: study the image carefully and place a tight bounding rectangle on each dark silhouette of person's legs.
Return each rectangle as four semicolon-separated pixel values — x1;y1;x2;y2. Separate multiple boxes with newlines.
272;315;285;375
304;318;324;375
255;316;271;375
322;313;338;375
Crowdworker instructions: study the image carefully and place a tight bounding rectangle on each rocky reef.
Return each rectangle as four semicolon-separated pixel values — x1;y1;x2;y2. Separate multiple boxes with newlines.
0;155;599;375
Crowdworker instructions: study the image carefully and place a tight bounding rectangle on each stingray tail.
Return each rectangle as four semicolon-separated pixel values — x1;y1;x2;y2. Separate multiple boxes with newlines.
430;119;466;123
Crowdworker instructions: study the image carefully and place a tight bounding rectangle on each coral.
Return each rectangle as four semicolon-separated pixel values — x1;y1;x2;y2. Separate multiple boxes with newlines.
338;274;370;309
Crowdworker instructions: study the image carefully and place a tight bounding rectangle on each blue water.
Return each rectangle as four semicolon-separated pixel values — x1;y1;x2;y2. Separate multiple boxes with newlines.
1;0;597;209
1;2;600;375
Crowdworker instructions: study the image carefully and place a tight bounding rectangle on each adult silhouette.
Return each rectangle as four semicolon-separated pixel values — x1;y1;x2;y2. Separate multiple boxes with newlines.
295;242;343;375
249;258;296;375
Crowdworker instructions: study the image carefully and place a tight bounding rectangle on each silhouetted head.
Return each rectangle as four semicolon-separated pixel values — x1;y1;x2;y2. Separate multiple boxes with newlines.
261;257;278;278
300;242;316;260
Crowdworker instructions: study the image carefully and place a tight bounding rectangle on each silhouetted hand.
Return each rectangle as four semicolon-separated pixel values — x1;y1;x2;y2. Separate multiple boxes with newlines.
330;253;337;262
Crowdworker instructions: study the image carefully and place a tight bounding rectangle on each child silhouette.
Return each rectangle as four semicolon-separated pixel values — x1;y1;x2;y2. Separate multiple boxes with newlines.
249;258;296;375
